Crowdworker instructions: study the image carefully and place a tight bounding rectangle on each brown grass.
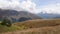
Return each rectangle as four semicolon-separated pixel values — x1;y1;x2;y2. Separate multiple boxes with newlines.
1;19;60;34
13;19;60;28
1;25;60;34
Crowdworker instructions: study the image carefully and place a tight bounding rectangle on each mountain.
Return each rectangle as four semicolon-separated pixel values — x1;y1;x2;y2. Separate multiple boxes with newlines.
38;12;60;19
0;9;42;22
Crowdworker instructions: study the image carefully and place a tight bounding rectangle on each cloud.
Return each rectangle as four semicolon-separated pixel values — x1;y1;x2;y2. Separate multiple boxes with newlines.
0;0;39;13
20;0;36;12
0;0;60;14
40;3;60;14
0;0;21;10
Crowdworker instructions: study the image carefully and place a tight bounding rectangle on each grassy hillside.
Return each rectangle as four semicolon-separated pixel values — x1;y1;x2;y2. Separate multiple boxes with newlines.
0;19;60;34
1;25;60;34
13;19;60;28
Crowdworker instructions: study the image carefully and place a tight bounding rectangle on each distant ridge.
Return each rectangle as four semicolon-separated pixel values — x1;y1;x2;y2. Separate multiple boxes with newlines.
38;12;60;19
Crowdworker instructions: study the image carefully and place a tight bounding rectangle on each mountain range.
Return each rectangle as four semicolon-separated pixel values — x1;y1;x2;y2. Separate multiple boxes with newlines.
0;9;41;22
38;12;60;19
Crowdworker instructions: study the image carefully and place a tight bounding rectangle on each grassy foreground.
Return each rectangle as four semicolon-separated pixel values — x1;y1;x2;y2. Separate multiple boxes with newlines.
1;25;60;34
0;19;60;34
0;24;26;33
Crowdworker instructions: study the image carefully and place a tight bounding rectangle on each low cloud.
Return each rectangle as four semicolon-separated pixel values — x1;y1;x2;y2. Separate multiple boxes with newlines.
40;3;60;14
0;0;60;14
0;0;39;13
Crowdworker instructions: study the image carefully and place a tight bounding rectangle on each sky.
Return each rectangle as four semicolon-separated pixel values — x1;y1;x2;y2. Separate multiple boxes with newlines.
0;0;60;14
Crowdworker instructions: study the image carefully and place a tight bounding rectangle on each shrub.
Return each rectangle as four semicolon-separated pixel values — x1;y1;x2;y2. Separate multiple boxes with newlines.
1;18;12;27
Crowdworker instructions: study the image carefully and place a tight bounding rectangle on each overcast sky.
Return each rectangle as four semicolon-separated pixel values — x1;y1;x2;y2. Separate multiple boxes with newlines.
0;0;60;14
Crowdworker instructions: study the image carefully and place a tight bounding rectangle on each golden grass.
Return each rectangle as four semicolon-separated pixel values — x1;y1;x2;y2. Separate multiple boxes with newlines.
13;19;60;28
1;25;60;34
1;19;60;34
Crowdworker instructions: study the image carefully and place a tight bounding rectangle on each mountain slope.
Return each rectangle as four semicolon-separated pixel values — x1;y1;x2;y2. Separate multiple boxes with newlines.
0;9;42;22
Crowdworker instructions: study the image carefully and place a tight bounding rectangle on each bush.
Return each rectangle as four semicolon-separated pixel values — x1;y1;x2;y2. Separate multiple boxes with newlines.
1;18;12;27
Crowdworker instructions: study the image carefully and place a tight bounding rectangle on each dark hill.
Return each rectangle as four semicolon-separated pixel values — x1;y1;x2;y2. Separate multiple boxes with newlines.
0;9;42;22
